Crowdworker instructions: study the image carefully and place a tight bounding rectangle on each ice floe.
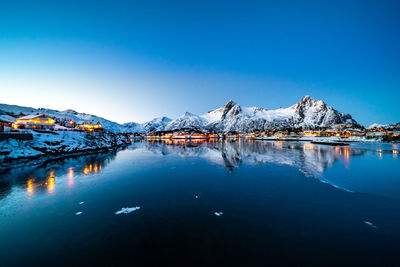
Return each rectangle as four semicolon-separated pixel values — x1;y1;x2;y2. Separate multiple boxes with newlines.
364;221;378;228
115;207;141;215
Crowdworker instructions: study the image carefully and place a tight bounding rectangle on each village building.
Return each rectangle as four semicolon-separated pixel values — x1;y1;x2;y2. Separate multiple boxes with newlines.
190;133;208;139
0;115;15;132
76;121;103;132
303;131;317;137
274;131;287;138
208;134;220;139
348;129;366;137
386;131;400;137
13;113;55;130
366;132;386;137
160;133;173;139
172;132;191;139
65;120;76;128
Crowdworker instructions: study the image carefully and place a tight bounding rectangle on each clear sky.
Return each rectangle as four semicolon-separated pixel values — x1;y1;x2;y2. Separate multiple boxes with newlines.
0;0;399;125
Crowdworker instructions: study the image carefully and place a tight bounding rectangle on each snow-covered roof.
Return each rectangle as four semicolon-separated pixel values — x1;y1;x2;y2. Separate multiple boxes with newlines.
54;125;68;130
367;123;386;129
17;114;47;120
0;115;15;123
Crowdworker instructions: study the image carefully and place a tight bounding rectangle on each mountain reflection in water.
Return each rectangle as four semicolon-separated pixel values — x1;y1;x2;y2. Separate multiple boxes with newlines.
138;139;399;196
0;139;398;200
142;139;365;175
0;139;399;266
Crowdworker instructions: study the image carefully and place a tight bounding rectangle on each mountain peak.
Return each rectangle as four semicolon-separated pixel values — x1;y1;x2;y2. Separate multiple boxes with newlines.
299;95;313;103
183;111;196;117
221;100;240;120
294;95;326;109
63;109;79;115
224;100;237;107
147;116;172;125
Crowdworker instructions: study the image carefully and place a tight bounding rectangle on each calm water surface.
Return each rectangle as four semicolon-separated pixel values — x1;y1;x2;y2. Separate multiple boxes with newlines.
0;140;399;266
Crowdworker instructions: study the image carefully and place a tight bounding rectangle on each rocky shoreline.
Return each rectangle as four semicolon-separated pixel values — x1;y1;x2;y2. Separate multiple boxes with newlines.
0;131;131;169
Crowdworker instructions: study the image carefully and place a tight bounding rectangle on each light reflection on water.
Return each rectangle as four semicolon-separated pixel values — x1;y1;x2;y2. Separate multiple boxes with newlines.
0;139;399;266
137;139;399;196
0;140;398;201
0;152;114;201
22;162;104;197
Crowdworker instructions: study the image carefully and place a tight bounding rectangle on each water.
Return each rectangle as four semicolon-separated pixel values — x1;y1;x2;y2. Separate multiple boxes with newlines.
0;140;399;266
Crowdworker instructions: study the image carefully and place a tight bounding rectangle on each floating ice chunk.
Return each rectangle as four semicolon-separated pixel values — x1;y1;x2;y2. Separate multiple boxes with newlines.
364;221;378;228
75;212;83;215
214;212;223;216
79;202;84;205
115;207;141;215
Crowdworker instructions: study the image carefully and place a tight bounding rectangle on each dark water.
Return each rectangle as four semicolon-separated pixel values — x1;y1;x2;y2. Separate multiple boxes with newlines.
0;140;399;266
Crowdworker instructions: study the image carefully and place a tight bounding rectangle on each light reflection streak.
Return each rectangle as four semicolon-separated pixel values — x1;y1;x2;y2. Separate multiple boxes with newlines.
27;178;34;195
47;171;55;194
68;168;74;187
82;163;103;176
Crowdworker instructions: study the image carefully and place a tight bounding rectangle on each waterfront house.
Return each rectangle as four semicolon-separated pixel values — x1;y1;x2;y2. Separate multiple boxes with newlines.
386;131;400;137
160;133;173;139
349;129;366;137
13;113;55;130
65;120;76;128
366;132;386;137
190;133;208;139
76;121;102;132
0;115;15;132
315;131;332;137
303;131;317;137
172;132;190;139
208;134;220;139
274;132;287;138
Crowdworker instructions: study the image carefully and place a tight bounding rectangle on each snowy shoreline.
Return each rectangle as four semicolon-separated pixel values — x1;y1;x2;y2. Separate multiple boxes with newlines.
0;131;131;168
251;136;386;143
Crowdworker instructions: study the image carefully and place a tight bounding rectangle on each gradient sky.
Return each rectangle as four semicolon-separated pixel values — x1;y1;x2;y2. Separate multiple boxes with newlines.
0;0;399;125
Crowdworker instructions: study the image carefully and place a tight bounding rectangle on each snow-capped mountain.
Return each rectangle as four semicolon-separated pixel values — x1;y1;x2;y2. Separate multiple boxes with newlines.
123;116;172;133
0;103;172;134
0;96;360;134
164;112;207;131
368;122;400;130
162;96;358;132
122;121;142;133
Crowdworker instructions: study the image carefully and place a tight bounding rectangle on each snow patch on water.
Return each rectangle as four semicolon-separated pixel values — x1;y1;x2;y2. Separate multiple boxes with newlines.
320;179;354;193
115;207;141;215
364;221;378;228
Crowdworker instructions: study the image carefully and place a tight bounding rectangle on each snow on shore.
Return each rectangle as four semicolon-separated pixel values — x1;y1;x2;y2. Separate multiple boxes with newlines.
253;136;380;143
0;130;130;166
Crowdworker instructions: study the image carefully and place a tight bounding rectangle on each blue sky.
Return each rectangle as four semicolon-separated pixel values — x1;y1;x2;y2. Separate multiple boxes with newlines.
0;0;399;125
